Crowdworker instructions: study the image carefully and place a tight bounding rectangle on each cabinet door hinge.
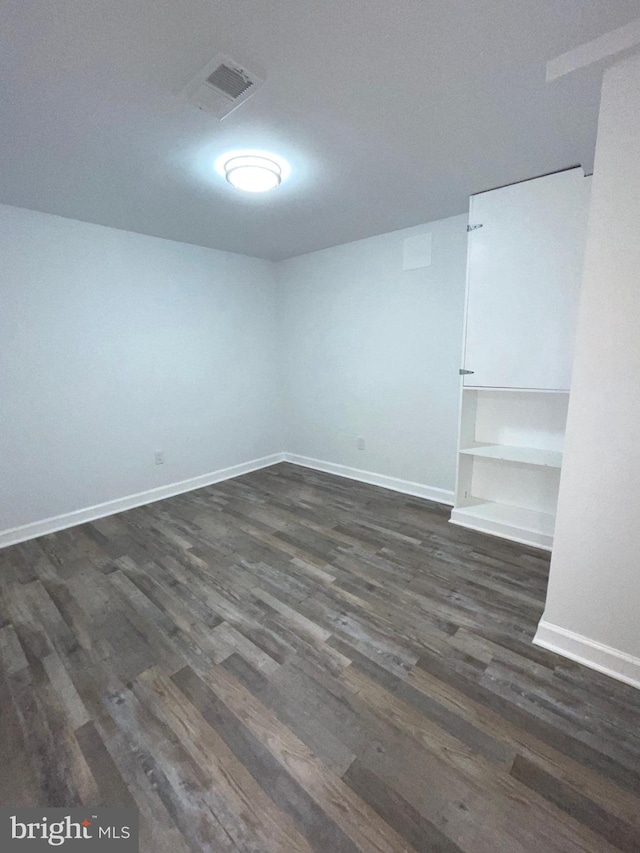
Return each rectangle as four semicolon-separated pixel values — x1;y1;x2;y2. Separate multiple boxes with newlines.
466;224;483;232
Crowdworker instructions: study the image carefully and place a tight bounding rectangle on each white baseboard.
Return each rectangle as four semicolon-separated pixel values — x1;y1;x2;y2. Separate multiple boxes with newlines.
0;453;286;549
0;452;454;550
534;619;640;690
283;453;455;506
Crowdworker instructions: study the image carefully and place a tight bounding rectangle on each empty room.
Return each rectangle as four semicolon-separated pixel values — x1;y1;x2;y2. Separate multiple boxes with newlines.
2;2;640;851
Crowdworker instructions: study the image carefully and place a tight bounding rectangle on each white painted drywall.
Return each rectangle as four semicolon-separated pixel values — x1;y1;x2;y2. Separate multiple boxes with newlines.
540;53;640;661
277;216;468;493
0;204;282;532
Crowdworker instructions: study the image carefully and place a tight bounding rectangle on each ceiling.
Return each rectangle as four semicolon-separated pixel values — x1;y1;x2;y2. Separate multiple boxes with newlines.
1;1;639;261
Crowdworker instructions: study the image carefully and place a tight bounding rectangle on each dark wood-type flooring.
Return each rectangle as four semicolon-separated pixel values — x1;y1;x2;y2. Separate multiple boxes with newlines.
1;462;640;852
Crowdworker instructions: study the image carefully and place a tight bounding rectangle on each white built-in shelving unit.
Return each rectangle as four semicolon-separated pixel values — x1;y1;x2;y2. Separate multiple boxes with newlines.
450;167;591;550
451;388;569;549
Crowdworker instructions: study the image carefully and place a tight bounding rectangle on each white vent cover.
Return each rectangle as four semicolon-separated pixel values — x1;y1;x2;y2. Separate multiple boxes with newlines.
183;54;264;120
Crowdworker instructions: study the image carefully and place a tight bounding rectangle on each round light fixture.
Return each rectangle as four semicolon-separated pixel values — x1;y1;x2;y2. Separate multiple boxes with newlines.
224;154;282;193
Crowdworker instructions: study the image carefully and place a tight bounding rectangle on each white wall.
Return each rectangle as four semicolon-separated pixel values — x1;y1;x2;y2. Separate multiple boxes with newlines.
278;215;468;495
536;53;640;687
0;205;469;540
0;204;282;534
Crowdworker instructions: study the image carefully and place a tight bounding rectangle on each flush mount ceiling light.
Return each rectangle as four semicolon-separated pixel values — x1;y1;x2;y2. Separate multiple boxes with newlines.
223;154;282;192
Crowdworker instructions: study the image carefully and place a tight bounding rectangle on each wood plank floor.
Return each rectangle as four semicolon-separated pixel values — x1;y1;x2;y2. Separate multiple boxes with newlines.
1;462;639;852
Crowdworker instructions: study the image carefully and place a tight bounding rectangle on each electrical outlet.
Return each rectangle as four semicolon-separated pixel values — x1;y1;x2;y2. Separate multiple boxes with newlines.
357;437;365;451
154;450;165;466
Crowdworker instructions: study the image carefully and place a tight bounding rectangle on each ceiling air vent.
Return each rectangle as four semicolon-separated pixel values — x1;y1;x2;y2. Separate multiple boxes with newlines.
183;54;264;120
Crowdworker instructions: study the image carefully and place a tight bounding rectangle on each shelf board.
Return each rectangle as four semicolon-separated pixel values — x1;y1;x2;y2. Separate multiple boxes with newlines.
462;387;570;394
459;443;562;469
450;499;555;550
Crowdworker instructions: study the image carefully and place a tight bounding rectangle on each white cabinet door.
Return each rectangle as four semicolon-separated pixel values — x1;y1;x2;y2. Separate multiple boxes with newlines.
463;168;591;390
